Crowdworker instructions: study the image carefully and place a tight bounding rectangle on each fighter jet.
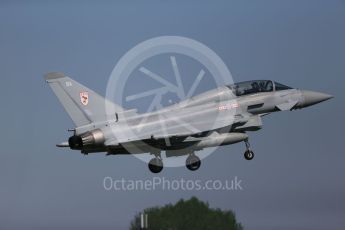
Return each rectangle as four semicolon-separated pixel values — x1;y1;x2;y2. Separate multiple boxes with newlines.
44;72;333;173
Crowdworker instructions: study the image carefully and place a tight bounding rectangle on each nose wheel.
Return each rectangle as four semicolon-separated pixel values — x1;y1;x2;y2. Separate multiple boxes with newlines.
148;156;163;174
186;154;201;171
244;150;255;160
244;139;255;161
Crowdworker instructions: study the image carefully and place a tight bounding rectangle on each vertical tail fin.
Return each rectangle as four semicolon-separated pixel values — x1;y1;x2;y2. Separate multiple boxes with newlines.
44;72;123;127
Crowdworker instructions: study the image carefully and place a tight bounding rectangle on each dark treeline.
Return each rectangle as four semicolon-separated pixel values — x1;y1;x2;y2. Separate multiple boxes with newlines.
130;197;243;230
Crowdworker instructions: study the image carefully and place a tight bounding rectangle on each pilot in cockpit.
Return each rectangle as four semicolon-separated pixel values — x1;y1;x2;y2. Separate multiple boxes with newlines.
251;82;260;93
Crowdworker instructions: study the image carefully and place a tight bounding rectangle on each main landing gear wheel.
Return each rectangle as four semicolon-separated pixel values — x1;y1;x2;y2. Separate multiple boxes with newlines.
148;157;163;174
186;154;201;171
244;139;254;161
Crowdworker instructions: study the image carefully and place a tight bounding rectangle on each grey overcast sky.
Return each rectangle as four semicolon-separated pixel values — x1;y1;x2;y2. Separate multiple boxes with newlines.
0;1;344;230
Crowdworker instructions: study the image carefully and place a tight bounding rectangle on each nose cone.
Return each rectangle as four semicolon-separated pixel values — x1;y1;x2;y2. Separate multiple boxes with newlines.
299;90;333;108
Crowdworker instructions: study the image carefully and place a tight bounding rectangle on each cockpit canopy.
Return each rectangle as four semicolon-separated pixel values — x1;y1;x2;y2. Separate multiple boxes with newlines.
227;80;292;97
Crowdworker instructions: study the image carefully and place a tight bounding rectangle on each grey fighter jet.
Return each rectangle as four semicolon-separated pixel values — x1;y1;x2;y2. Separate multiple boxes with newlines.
44;72;333;173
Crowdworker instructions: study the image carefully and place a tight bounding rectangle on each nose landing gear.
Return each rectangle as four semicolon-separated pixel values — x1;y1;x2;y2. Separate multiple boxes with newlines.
244;139;255;161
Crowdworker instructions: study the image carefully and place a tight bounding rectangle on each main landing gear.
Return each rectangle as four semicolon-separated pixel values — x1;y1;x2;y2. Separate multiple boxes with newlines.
148;156;163;174
186;154;201;171
244;139;255;161
148;152;202;173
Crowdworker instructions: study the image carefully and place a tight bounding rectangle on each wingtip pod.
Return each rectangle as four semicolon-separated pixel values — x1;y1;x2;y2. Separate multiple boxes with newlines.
44;72;66;82
56;141;70;147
